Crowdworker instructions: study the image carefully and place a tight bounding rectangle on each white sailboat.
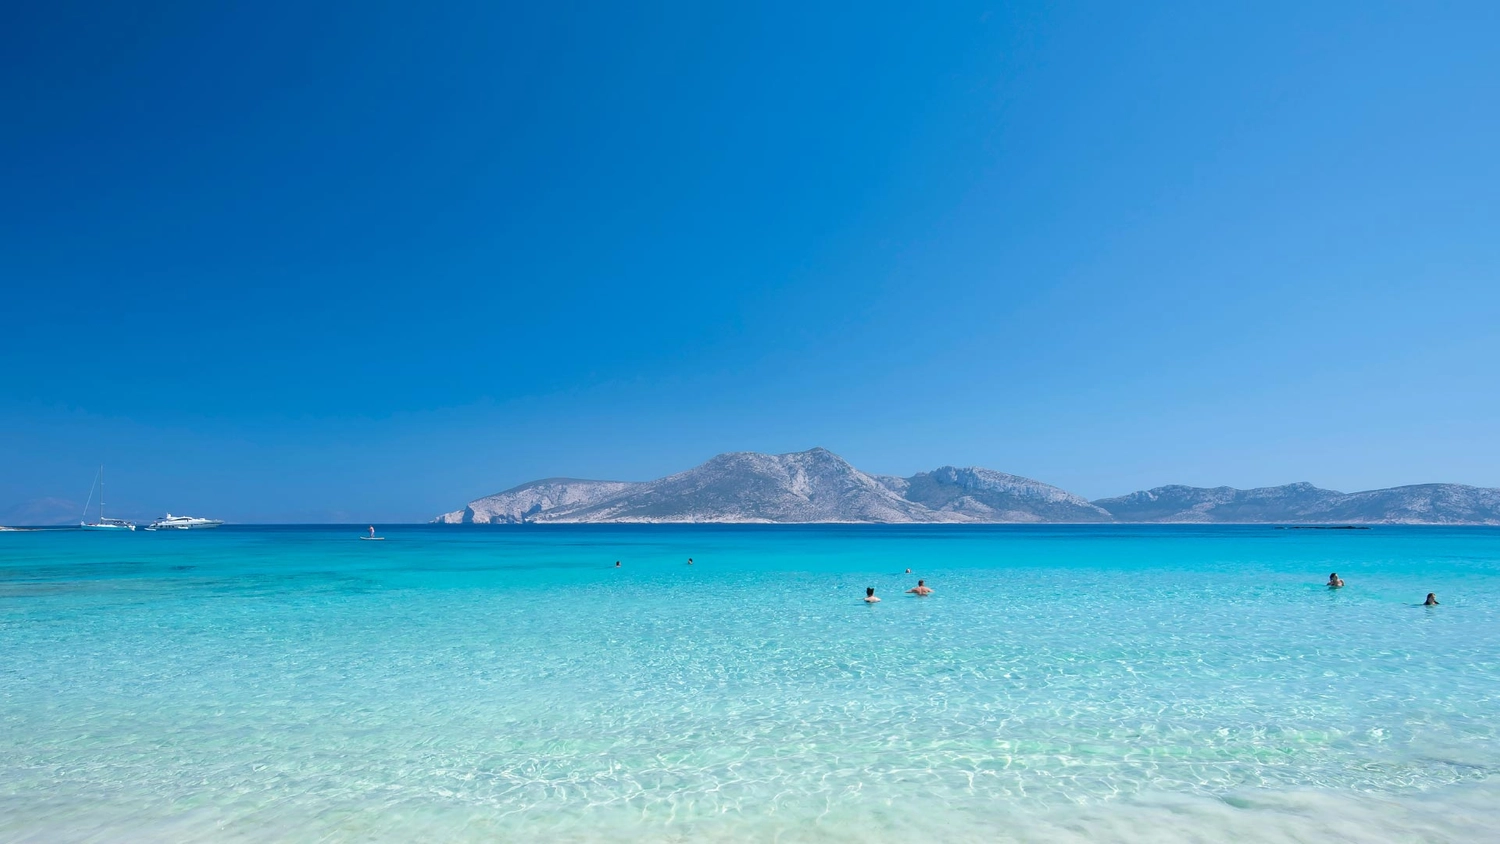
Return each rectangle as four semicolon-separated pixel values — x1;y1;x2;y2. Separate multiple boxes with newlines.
80;466;136;531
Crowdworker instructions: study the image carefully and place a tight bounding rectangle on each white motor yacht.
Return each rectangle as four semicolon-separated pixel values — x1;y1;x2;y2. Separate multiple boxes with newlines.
146;514;225;530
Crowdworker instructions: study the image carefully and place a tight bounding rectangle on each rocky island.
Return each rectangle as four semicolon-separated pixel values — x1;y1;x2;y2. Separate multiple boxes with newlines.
434;448;1500;525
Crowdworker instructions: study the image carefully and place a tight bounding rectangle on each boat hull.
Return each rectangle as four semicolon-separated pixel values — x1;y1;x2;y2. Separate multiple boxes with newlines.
146;520;225;530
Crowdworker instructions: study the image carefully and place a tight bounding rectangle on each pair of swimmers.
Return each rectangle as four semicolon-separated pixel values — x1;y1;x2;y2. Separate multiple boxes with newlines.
865;580;932;602
1329;573;1440;605
612;557;693;572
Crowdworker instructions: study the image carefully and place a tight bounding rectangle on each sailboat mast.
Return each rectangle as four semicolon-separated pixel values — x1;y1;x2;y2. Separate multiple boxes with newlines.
81;467;98;524
100;464;105;521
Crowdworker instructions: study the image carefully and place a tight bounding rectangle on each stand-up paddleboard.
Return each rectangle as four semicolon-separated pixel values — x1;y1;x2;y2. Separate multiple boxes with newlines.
360;536;385;541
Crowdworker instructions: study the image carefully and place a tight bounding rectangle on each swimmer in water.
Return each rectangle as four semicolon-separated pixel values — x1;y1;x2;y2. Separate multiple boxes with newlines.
1425;593;1439;606
1328;573;1344;588
687;558;693;565
864;587;880;603
614;561;621;568
905;568;912;574
907;579;933;596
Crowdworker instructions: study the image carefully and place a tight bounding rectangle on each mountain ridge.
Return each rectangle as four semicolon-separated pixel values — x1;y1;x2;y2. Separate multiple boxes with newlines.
433;448;1500;525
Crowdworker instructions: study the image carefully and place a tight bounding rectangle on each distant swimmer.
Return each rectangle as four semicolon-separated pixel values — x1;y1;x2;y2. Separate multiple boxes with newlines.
905;568;912;574
865;587;880;603
1425;593;1440;606
907;579;933;596
615;561;621;568
1328;573;1344;588
687;558;694;565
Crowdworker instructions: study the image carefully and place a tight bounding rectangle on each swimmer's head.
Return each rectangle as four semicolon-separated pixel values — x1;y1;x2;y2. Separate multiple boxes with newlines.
918;579;925;586
866;587;875;597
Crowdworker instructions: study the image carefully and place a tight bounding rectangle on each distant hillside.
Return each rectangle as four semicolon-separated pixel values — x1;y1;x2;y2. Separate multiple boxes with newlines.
1091;483;1344;523
1092;482;1500;525
0;497;81;526
880;467;1111;522
436;449;1131;524
437;449;960;524
559;448;956;523
433;479;639;524
1295;484;1500;525
435;450;1500;525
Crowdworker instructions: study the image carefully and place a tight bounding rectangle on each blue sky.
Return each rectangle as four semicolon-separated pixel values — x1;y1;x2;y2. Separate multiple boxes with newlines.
3;1;1498;522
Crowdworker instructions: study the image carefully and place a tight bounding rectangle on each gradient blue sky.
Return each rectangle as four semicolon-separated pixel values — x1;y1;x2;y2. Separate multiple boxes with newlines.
3;1;1498;522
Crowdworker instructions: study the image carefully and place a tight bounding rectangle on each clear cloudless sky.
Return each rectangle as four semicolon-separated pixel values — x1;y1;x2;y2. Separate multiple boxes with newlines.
2;1;1498;522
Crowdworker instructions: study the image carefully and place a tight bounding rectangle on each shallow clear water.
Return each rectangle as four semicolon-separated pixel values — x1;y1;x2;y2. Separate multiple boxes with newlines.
2;525;1498;842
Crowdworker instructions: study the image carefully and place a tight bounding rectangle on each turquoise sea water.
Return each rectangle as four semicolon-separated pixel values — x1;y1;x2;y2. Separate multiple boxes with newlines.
2;525;1498;842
